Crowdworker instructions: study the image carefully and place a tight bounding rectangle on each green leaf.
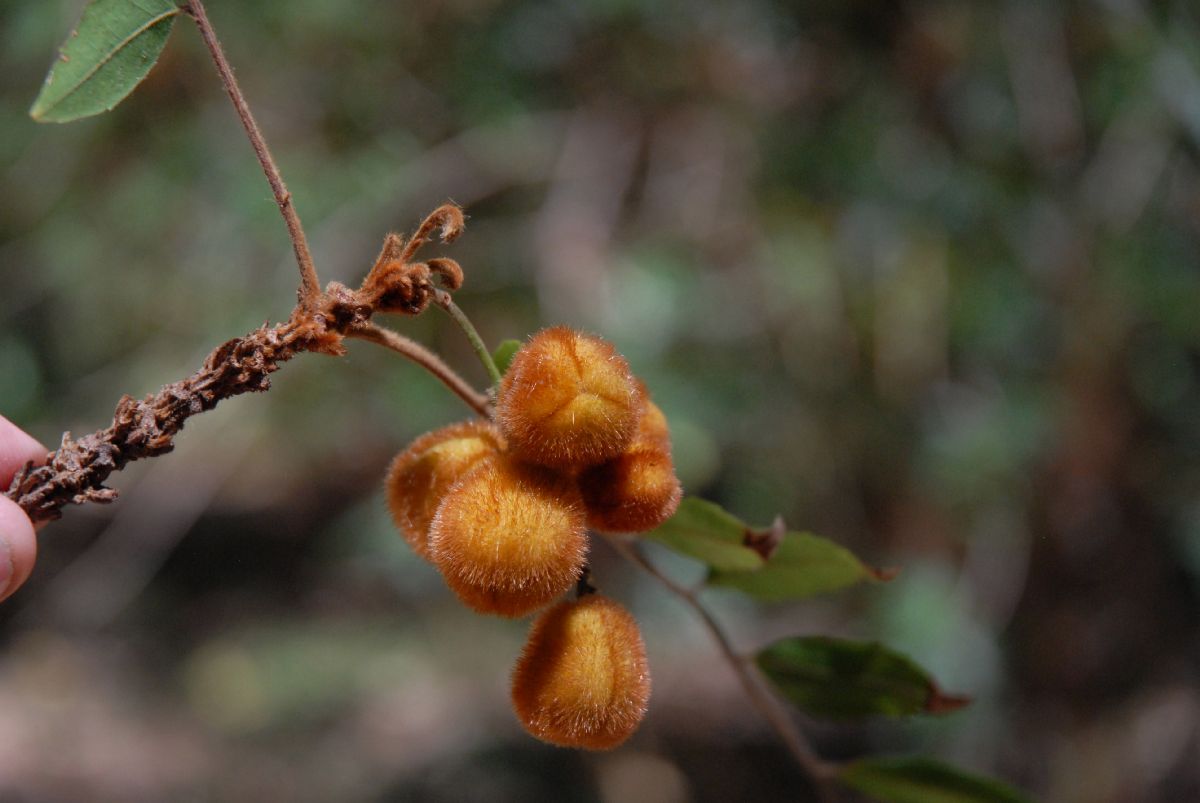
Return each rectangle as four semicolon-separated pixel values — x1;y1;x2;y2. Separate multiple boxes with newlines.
645;497;766;572
491;339;522;377
756;636;969;719
708;531;895;601
646;497;893;597
30;0;181;123
839;757;1034;803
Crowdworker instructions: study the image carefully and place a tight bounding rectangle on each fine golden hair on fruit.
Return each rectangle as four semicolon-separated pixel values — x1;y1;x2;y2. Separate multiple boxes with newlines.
632;386;670;451
430;456;588;618
496;327;642;470
511;595;651;750
579;445;682;533
384;420;504;560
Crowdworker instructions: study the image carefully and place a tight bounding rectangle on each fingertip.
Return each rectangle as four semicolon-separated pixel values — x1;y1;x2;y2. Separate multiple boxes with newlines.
0;495;37;603
0;414;46;486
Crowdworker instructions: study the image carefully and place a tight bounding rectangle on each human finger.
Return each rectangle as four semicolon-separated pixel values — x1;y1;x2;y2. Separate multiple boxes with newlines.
0;495;36;602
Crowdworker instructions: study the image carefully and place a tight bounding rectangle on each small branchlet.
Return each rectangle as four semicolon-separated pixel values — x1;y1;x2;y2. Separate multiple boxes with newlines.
16;2;839;786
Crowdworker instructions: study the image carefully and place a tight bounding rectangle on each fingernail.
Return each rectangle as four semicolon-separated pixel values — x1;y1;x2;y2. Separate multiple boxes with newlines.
0;534;12;598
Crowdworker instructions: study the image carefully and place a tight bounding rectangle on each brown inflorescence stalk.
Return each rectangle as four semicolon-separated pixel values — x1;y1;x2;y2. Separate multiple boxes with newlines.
6;203;479;524
7;319;309;523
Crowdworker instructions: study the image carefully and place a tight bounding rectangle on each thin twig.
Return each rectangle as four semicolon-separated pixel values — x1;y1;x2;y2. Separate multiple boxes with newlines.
607;537;836;800
347;323;490;417
434;290;503;386
183;0;321;310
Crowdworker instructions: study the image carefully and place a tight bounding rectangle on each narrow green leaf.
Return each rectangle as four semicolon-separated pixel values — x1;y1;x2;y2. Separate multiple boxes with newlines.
708;531;895;601
839;757;1034;803
645;497;766;572
491;339;522;377
756;636;969;719
30;0;181;123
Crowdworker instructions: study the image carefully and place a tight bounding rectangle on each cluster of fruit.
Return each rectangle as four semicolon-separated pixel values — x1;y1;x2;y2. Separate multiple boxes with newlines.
385;327;682;749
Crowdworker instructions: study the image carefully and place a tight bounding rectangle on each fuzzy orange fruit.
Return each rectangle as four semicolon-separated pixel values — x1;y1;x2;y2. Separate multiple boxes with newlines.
511;595;650;750
579;445;681;533
580;388;681;533
634;396;671;452
385;421;504;560
496;327;641;470
430;456;587;617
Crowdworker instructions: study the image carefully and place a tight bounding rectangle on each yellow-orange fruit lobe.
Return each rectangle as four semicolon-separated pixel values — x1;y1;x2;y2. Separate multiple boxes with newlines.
385;421;504;560
497;327;641;469
511;596;650;750
430;457;588;618
633;394;670;451
579;445;682;533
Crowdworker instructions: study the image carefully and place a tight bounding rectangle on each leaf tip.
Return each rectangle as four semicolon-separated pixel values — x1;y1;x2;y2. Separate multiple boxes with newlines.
869;565;902;582
28;99;51;123
926;688;972;715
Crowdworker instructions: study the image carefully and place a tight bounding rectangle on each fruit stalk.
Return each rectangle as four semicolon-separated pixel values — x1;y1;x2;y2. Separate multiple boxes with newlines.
608;537;835;800
435;291;503;387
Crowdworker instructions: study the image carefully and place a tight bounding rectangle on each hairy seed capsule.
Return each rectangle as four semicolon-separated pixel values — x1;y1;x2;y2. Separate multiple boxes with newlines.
430;457;587;617
579;445;682;533
511;595;651;750
384;421;504;560
496;327;641;470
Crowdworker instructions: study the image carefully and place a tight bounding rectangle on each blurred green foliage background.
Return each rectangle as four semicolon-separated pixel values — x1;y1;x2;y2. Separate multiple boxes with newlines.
3;0;1200;800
